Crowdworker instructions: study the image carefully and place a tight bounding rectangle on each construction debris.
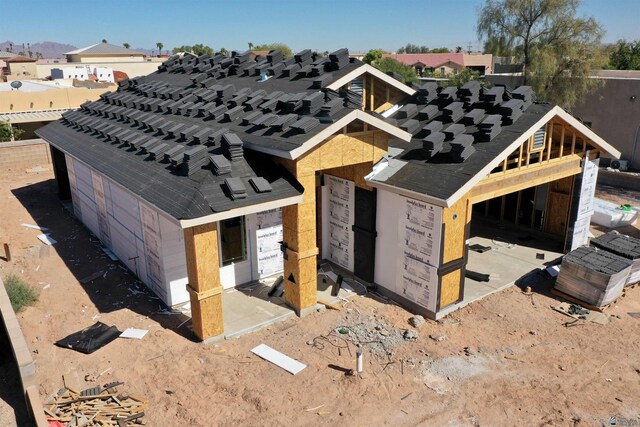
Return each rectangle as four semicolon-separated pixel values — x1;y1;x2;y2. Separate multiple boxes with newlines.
251;344;306;375
408;315;425;328
44;381;146;426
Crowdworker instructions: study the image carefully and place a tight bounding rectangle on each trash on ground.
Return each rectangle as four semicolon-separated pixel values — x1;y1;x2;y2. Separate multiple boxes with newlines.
546;265;560;278
37;233;57;245
21;223;48;231
44;380;146;426
55;322;121;354
251;344;306;375
119;328;149;340
469;244;491;253
465;270;490;282
408;315;425;328
552;302;609;325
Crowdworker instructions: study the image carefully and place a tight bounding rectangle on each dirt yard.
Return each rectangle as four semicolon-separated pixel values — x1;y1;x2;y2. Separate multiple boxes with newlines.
1;169;639;427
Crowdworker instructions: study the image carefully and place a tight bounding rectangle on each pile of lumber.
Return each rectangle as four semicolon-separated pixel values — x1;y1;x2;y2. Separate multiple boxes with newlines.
44;381;146;426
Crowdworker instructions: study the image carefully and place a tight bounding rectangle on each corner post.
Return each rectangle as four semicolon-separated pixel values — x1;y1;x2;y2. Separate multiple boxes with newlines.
184;223;224;341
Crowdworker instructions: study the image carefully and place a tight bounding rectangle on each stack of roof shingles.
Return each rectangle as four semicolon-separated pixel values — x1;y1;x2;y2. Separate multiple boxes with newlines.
389;80;537;165
555;246;632;307
59;46;362;193
590;231;640;286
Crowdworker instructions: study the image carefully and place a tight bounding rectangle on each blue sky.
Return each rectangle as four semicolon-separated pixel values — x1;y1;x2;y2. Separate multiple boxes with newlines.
4;0;639;53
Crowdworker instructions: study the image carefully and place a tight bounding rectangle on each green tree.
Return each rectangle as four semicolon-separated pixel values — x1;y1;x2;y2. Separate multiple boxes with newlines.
218;47;229;56
253;43;292;58
123;42;130;49
156;42;164;56
0;122;25;142
483;35;515;57
429;47;451;53
363;49;386;65
374;57;418;85
608;39;640;70
172;44;214;56
442;68;482;87
478;0;604;108
455;46;463;53
248;42;254;50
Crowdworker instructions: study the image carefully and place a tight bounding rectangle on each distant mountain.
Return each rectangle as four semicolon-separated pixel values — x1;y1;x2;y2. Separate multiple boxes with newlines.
0;40;77;58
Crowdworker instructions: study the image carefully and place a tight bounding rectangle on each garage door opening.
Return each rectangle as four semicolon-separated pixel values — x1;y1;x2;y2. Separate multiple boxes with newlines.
440;179;576;316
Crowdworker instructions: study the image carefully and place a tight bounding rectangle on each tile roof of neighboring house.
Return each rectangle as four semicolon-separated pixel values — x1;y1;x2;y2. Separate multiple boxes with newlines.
367;81;619;206
37;48;400;220
65;43;145;56
5;55;37;63
383;53;465;68
0;51;15;58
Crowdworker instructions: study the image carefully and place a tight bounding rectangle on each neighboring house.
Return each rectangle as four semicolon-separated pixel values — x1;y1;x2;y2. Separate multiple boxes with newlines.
37;49;618;341
383;52;493;76
571;70;640;170
65;42;146;63
37;43;161;80
487;71;640;169
51;66;89;81
51;66;115;83
0;80;106;139
1;55;38;80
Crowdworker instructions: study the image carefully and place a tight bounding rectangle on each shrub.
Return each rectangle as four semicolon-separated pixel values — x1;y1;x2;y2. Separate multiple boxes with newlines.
4;274;38;312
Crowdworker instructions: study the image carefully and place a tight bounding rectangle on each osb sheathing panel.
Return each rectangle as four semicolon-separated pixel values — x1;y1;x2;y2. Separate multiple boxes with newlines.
442;196;469;264
184;223;223;339
439;269;462;308
278;129;391;313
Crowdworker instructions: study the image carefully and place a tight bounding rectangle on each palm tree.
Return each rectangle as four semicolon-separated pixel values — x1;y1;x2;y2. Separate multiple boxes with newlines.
248;42;254;50
455;46;463;53
156;42;164;56
101;39;108;44
123;43;131;49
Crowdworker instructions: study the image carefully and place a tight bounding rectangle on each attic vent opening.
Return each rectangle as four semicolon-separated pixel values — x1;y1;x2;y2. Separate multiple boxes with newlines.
531;125;546;151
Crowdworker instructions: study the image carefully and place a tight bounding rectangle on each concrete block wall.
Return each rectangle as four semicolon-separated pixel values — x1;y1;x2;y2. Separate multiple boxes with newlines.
0;139;52;176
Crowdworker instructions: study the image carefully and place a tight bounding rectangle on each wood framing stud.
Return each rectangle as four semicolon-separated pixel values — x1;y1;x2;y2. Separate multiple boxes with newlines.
184;223;224;340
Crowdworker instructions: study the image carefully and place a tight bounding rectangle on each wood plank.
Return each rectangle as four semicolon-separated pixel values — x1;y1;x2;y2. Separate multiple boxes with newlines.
469;155;583;204
559;125;565;158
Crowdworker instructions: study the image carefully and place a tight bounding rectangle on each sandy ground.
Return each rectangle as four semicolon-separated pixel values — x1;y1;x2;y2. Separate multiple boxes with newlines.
1;170;640;427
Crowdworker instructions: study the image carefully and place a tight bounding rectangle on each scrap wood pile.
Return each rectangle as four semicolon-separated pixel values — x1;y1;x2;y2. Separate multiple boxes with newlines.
44;381;146;426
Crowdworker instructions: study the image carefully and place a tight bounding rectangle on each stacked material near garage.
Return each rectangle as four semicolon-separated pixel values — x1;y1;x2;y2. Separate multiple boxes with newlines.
555;246;632;307
590;231;640;286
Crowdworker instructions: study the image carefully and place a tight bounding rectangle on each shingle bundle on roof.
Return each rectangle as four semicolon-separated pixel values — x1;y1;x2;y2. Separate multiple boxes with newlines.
422;131;445;158
221;133;244;161
441;101;464;123
182;145;210;175
300;92;324;115
210;154;232;175
475;114;502;142
449;134;476;163
249;177;273;193
328;48;349;70
457;81;481;105
511;86;534;111
483;86;504;107
460;108;485;126
225;177;247;199
499;99;524;125
415;82;438;104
